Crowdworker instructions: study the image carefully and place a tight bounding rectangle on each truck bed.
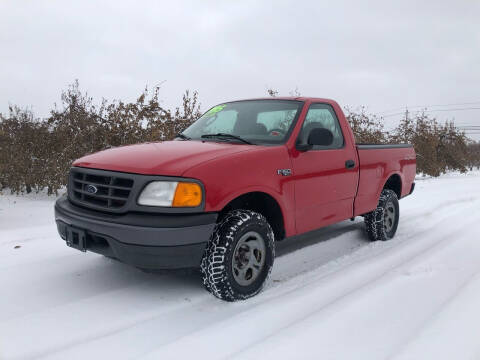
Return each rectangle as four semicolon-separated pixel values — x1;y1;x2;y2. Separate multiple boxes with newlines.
354;143;416;216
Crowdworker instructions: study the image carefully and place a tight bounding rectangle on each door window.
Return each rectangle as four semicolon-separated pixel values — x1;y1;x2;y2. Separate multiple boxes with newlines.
299;104;344;149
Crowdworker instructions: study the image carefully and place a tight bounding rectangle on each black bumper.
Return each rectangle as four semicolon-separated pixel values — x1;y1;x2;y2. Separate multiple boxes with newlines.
54;195;217;270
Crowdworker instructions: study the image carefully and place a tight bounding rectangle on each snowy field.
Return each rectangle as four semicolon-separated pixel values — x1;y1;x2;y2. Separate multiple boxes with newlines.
1;172;480;360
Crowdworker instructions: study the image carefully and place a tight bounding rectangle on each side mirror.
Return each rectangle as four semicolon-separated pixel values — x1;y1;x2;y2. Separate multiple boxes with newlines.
296;128;334;151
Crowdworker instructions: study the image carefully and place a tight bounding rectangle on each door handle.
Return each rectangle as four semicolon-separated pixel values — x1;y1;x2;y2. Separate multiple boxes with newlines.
345;160;355;169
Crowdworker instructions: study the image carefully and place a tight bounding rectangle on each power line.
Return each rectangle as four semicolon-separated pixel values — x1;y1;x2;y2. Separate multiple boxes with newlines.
378;101;480;114
382;107;480;118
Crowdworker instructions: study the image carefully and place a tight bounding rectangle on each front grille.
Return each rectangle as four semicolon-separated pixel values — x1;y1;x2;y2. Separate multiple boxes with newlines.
70;169;134;210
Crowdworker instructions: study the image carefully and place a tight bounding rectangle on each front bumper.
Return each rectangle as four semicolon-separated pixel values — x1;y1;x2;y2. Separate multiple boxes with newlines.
54;195;217;270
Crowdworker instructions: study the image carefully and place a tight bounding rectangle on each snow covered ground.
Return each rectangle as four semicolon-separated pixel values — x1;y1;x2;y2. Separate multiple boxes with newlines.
1;172;480;360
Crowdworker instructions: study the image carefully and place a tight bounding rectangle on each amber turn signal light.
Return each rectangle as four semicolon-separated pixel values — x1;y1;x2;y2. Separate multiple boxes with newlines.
172;182;202;207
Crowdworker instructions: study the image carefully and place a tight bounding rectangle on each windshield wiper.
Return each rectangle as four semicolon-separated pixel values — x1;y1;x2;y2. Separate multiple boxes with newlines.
201;133;253;145
176;133;191;140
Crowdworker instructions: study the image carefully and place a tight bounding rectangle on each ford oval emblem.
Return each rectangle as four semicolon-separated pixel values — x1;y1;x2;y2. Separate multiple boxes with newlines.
85;184;98;194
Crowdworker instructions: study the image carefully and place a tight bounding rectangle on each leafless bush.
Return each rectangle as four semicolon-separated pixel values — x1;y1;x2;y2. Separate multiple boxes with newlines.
333;107;474;177
2;85;479;195
344;107;388;144
390;111;471;176
266;88;279;97
0;81;200;194
467;142;480;170
0;106;52;193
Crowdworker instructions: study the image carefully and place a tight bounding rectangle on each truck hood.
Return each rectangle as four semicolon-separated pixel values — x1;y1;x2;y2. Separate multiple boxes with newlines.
73;140;256;176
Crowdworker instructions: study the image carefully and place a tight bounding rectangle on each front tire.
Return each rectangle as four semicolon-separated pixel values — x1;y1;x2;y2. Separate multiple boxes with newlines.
200;209;275;301
364;189;400;241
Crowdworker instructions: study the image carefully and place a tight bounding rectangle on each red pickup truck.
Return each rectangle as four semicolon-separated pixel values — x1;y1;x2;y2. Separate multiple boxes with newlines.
55;97;416;301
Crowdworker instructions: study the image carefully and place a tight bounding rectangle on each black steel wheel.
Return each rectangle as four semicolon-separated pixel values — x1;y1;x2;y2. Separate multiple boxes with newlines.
200;209;274;301
364;189;400;241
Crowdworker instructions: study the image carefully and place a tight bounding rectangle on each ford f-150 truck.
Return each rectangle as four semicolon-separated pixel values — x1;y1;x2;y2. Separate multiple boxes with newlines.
55;97;416;301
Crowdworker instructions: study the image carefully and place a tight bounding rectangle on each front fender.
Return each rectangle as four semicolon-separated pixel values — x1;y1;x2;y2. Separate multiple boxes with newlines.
183;145;296;236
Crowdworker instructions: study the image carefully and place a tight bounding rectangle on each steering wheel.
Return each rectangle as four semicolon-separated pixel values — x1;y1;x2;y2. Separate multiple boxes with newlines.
269;128;285;137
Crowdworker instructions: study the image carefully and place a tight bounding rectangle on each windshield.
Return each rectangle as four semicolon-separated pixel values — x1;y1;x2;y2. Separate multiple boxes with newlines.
181;99;304;145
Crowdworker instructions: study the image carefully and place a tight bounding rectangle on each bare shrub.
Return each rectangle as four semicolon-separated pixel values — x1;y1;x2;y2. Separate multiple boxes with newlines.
2;84;480;195
467;142;480;170
391;111;471;176
267;88;278;97
344;107;388;144
147;90;201;141
0;81;201;194
0;107;52;193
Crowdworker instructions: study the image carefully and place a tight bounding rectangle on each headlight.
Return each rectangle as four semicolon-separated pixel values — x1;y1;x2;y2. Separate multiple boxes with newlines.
138;181;202;207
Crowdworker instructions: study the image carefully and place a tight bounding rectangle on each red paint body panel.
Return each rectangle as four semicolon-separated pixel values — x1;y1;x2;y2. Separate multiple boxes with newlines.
288;99;360;233
183;145;297;236
73;141;255;176
354;147;416;216
72;97;416;239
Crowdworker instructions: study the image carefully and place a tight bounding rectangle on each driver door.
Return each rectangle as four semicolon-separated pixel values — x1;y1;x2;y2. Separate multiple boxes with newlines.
292;103;358;234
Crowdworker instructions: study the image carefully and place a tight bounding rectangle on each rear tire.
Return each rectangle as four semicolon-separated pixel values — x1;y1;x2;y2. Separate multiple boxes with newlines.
364;189;399;241
200;209;274;301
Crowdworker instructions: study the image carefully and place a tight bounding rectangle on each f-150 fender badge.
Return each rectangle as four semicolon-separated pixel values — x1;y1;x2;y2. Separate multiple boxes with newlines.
277;169;292;176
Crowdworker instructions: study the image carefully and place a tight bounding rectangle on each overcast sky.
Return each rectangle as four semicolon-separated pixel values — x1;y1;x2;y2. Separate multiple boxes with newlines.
1;0;479;139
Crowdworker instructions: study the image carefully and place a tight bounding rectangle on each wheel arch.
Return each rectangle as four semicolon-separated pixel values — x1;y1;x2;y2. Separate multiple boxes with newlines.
219;191;286;241
382;173;402;199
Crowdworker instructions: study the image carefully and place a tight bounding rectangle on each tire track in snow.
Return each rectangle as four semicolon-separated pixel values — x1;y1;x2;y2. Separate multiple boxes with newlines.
2;174;480;360
41;189;480;359
270;191;478;294
391;272;480;360
137;196;480;359
388;270;480;360
267;192;476;288
0;277;211;360
229;211;480;359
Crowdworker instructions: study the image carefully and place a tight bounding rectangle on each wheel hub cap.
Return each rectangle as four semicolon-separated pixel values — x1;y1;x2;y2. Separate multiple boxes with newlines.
384;201;396;233
232;231;266;286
